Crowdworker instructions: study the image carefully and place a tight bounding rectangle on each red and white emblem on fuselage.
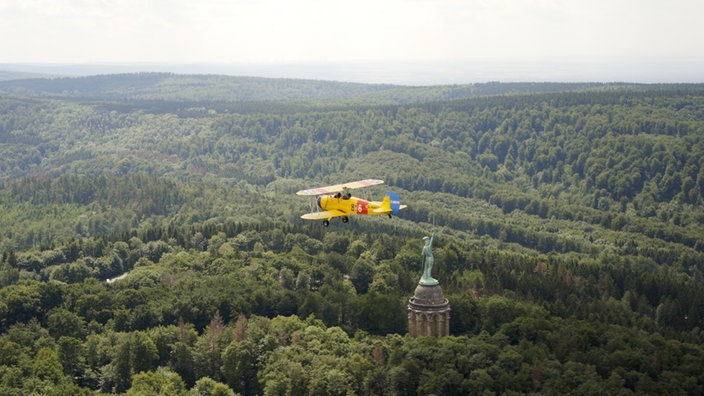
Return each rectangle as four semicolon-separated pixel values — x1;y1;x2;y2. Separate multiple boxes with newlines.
356;200;368;214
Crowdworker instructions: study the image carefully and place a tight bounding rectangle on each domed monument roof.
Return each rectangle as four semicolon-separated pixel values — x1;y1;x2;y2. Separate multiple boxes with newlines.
410;283;448;308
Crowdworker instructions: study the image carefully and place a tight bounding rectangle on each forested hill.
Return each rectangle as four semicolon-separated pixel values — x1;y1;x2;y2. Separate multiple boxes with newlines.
0;71;667;105
1;75;704;394
0;70;51;81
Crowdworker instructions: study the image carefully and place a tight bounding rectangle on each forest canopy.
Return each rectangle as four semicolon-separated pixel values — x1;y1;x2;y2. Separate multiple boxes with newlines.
0;74;703;395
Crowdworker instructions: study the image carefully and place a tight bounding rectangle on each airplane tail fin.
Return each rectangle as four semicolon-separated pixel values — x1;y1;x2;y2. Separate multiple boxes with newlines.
384;191;402;215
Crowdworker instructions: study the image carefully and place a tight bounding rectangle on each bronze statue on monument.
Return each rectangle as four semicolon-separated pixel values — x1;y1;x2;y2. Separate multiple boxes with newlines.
419;229;438;286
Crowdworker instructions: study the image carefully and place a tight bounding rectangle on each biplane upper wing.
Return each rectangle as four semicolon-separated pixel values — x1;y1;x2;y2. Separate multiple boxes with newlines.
296;179;384;196
301;210;346;220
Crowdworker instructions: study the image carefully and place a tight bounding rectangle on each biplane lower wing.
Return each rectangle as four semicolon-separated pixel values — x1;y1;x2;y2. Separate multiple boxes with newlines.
296;179;384;196
301;210;346;220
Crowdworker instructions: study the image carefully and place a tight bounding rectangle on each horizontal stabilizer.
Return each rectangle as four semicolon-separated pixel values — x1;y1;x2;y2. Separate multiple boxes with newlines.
371;204;406;214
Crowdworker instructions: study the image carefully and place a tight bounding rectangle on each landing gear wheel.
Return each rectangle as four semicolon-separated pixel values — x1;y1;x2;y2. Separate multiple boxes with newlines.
342;216;349;223
388;214;393;219
323;220;330;227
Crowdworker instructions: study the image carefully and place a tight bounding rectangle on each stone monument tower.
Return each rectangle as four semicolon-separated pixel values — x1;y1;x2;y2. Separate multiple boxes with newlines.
408;229;450;337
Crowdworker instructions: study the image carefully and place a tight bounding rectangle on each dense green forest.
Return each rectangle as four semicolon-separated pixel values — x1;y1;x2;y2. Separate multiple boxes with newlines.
1;74;703;395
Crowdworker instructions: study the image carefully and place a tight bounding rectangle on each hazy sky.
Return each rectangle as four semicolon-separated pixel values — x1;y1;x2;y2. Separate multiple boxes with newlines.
2;0;703;84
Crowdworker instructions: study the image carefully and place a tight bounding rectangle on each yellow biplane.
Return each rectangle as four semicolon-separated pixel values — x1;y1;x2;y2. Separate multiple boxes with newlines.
297;179;407;226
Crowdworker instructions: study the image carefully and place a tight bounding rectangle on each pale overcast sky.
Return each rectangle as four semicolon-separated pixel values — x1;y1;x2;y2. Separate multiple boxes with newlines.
1;0;703;84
